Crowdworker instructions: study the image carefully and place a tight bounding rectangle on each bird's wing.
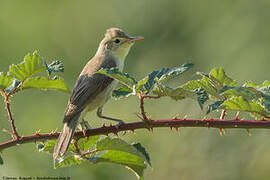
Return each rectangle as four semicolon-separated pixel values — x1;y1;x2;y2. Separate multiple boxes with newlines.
63;73;114;123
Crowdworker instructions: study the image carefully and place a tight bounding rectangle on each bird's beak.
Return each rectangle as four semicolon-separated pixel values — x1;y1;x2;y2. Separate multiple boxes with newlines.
129;36;144;42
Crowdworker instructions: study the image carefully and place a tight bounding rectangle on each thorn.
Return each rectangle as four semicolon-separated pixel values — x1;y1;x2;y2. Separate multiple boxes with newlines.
135;113;143;120
102;123;106;128
35;129;41;136
234;111;240;120
209;117;214;121
83;129;87;137
203;116;207;120
170;126;173;130
110;123;113;127
222;128;226;135
122;131;127;136
173;114;179;120
53;128;58;134
130;129;135;133
246;129;251;136
218;128;223;136
175;127;179;131
147;126;153;133
113;131;118;136
220;110;226;120
183;115;187;120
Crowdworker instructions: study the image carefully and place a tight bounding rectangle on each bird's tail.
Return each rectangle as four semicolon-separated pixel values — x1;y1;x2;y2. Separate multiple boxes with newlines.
53;114;80;159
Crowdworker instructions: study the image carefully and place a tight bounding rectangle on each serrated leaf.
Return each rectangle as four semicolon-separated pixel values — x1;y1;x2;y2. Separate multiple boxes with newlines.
182;78;221;99
207;100;225;114
221;96;270;118
8;51;45;81
96;137;146;159
193;88;209;109
96;68;137;89
132;143;151;167
136;63;194;93
152;84;195;100
93;137;149;179
37;140;56;153
0;154;3;165
54;155;82;168
218;86;258;100
258;86;270;97
209;68;236;87
158;63;194;82
244;80;270;89
262;98;270;112
91;150;146;179
0;73;13;90
45;61;64;75
78;135;99;151
112;87;134;99
21;76;70;92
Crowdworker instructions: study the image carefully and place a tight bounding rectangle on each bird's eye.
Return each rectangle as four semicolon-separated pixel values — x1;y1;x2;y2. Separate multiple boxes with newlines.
114;39;120;43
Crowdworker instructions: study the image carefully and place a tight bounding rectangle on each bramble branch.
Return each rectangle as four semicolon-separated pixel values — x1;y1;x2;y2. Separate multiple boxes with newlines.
0;91;20;140
1;118;270;151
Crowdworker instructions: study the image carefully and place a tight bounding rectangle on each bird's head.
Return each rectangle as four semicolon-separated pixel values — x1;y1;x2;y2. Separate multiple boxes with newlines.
97;27;144;60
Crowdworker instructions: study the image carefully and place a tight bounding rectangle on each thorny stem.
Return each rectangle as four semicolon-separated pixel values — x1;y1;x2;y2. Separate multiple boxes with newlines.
0;91;20;140
1;118;270;151
138;92;150;124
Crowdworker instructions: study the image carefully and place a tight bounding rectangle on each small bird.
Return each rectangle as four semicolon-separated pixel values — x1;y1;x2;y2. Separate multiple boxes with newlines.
53;28;143;159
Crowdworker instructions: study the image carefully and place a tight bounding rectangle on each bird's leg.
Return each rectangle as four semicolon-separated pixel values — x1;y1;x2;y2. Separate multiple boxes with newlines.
80;118;91;136
97;107;125;126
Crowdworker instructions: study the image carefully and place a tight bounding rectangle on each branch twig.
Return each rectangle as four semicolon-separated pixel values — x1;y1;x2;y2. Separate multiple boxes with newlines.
139;92;150;123
1;91;20;140
1;118;270;151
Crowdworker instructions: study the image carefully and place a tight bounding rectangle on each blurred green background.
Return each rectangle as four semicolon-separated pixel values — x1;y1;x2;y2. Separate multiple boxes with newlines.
1;0;270;179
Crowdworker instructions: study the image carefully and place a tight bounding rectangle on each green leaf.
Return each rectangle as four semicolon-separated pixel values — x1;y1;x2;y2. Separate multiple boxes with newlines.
96;138;146;159
262;98;270;112
21;76;70;92
206;100;225;114
37;140;56;153
45;61;64;75
112;87;134;99
0;154;3;165
132;143;151;167
96;68;137;89
244;80;270;89
218;86;258;100
193;88;209;109
158;63;194;82
221;96;270;118
0;73;13;90
153;84;208;109
153;84;195;100
54;155;83;168
209;68;237;87
8;51;45;81
93;137;149;179
78;135;99;151
182;78;221;99
91;151;146;179
136;63;194;93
